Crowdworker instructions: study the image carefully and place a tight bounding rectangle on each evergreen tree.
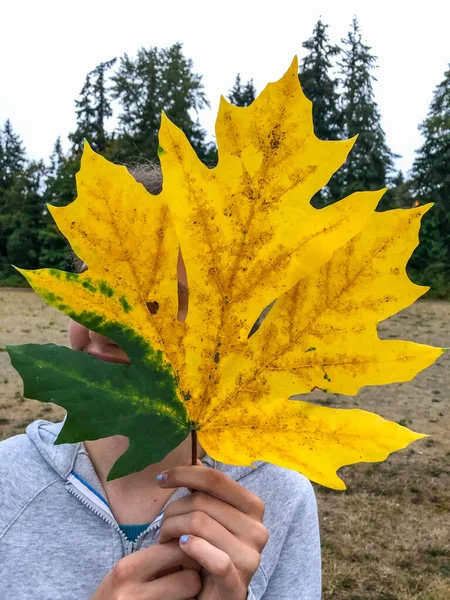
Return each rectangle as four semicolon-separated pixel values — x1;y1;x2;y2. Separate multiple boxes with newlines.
44;137;77;207
227;74;257;107
0;119;27;188
409;65;450;295
69;58;116;154
0;121;30;273
338;18;396;197
111;44;212;162
38;138;77;269
159;44;212;160
0;121;44;280
69;74;95;154
5;160;45;269
377;170;413;211
299;19;342;142
111;48;160;158
299;19;343;205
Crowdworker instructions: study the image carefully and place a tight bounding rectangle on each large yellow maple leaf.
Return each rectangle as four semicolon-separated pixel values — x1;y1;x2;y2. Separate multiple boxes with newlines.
8;58;444;489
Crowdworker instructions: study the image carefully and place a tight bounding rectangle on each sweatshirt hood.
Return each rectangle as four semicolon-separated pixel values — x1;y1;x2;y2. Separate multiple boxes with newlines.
26;418;79;480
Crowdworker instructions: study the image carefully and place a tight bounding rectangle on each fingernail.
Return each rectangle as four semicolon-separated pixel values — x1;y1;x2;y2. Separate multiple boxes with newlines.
156;472;168;483
180;535;189;544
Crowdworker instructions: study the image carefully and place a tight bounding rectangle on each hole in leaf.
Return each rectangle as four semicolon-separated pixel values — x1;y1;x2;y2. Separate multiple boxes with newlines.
146;301;160;315
247;299;277;339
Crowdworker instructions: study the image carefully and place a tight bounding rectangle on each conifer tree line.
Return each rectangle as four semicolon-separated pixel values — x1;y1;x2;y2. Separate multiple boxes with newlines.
0;20;448;295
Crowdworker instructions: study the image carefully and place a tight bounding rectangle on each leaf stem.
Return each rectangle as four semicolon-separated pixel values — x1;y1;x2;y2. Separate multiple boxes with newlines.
191;429;198;466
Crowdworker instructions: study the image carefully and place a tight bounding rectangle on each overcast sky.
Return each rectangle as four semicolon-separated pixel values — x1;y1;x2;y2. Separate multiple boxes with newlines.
1;0;448;175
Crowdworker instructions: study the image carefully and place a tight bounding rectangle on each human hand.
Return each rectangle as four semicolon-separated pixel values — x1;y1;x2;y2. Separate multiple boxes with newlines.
157;464;269;600
90;541;201;600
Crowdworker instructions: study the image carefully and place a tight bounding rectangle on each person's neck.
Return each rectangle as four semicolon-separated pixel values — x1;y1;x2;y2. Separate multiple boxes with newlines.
84;434;205;524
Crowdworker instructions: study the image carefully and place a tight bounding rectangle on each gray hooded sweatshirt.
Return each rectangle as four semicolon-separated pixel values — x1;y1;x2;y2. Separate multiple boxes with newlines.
0;420;321;599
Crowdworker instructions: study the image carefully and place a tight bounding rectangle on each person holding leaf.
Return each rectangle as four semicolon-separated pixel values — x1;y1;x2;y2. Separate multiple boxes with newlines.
0;166;322;600
1;59;443;599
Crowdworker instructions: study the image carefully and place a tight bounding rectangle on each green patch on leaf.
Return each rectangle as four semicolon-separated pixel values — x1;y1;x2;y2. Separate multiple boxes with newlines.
119;295;132;313
81;277;97;293
98;280;115;297
42;291;64;304
64;272;80;282
6;325;190;481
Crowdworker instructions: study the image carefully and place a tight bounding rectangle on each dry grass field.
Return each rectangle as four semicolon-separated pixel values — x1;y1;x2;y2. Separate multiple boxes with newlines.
0;288;449;599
